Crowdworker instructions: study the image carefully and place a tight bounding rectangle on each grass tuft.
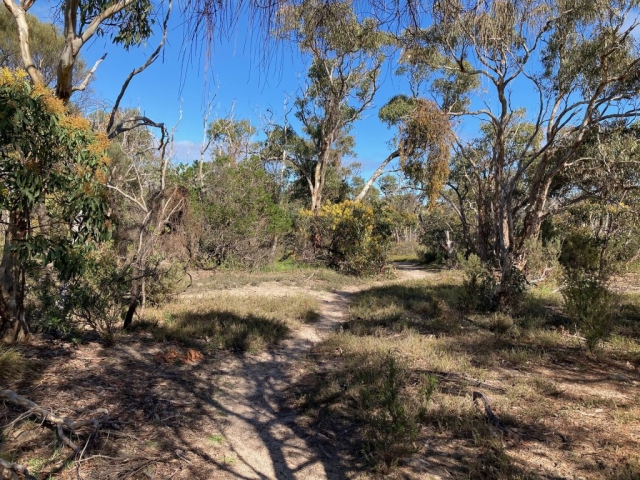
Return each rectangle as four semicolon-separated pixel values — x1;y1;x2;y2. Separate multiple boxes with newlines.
138;293;319;352
0;343;31;385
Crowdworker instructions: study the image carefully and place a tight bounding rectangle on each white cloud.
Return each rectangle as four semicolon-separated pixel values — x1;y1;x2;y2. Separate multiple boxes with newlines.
171;140;202;164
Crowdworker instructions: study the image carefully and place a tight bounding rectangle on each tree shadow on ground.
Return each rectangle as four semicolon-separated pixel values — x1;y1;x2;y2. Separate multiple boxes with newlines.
1;310;352;479
294;280;640;479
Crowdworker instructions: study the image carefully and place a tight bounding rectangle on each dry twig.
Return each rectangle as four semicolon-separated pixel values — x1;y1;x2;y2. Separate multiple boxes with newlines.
472;391;504;430
0;389;109;453
0;457;35;480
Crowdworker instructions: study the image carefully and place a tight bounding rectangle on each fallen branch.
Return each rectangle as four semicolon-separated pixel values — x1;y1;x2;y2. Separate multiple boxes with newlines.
0;389;109;452
472;391;504;430
0;457;35;480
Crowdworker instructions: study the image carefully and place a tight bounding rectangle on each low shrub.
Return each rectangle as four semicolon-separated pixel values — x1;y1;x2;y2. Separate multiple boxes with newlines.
458;253;493;311
0;343;31;384
357;354;437;469
66;252;131;344
560;231;615;350
562;278;614;351
296;200;394;276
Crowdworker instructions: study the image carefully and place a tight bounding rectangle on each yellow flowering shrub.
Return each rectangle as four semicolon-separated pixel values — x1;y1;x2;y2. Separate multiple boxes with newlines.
0;67;113;279
298;200;394;276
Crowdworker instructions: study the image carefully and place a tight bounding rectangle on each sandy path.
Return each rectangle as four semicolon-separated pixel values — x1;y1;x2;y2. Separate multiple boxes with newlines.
199;263;434;480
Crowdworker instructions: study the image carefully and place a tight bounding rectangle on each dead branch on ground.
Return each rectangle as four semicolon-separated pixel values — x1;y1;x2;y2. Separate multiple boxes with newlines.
472;390;504;430
0;389;109;453
0;457;35;480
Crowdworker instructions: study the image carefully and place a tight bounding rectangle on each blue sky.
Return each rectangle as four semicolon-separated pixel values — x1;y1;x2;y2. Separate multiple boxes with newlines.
40;7;406;177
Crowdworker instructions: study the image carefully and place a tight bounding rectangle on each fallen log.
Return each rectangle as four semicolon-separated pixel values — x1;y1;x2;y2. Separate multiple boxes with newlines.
0;457;35;480
0;389;109;452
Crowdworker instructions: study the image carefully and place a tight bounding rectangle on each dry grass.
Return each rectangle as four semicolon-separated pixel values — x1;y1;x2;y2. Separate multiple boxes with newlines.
137;293;320;353
298;273;640;478
186;263;367;294
388;241;421;262
0;343;31;386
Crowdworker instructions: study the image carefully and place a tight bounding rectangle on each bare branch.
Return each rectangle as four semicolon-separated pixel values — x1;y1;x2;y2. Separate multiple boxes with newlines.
72;53;107;92
107;0;173;135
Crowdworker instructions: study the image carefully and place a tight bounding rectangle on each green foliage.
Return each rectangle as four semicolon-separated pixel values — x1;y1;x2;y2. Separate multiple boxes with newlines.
559;231;604;280
356;354;436;469
79;0;154;49
297;200;393;276
563;278;614;351
0;69;111;277
180;157;290;268
0;68;111;336
523;237;562;284
28;272;76;337
66;247;132;343
458;253;493;312
418;203;459;265
207;118;256;162
0;9;88;87
560;231;615;350
378;94;417;126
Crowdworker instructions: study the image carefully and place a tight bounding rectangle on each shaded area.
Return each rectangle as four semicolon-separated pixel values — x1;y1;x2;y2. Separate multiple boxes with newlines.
296;278;640;479
0;309;351;479
134;310;292;353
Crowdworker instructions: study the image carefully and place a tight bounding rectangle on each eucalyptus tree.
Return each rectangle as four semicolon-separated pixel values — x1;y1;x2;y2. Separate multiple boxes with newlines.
207;117;256;163
2;0;158;103
0;8;88;88
276;0;390;211
356;94;454;204
400;0;640;297
0;70;112;339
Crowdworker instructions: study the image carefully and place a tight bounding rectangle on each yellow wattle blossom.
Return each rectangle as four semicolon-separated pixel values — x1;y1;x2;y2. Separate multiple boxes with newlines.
0;67;28;86
61;114;91;131
32;84;65;115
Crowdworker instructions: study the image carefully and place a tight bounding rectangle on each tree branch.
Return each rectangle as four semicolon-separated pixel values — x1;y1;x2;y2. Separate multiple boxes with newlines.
0;389;109;453
107;0;172;135
72;53;107;92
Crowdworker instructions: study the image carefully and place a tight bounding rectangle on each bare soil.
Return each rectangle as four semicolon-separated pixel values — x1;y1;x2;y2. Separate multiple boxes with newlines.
1;264;433;479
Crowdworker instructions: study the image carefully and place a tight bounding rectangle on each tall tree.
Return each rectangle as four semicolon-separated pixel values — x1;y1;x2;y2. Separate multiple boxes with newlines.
277;0;389;211
400;0;640;297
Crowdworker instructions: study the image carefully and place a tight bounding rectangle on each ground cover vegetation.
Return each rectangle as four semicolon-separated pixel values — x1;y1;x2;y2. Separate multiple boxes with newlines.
1;0;640;478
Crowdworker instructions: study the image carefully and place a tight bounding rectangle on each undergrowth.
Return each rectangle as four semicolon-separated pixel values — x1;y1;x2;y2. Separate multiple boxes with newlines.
300;273;640;478
138;294;319;352
0;343;31;385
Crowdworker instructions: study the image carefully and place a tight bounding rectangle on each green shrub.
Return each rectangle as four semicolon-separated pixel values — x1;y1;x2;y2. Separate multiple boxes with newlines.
562;278;614;351
523;237;561;284
488;312;515;335
356;354;437;469
560;231;615;350
66;247;132;344
458;253;494;311
297;200;394;276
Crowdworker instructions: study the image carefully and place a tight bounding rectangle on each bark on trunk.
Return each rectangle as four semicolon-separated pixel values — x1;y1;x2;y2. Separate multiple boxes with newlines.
0;210;30;341
2;1;45;86
355;150;399;202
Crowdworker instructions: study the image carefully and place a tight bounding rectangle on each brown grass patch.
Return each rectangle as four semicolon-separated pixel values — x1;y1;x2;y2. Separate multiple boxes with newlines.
297;272;640;478
137;293;320;353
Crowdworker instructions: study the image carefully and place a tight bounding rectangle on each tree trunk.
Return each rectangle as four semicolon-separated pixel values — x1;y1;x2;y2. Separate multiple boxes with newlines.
310;185;323;212
0;210;30;341
2;1;45;86
355;150;399;202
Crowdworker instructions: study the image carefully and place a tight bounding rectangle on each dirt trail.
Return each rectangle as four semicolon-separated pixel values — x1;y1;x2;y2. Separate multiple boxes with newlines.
202;263;435;480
